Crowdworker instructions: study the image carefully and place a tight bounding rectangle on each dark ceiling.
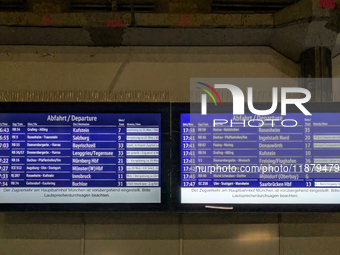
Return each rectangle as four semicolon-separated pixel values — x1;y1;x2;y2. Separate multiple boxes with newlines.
0;0;301;12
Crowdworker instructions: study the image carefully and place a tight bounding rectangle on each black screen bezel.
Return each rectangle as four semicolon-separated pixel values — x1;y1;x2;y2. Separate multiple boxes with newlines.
0;102;170;212
171;102;340;212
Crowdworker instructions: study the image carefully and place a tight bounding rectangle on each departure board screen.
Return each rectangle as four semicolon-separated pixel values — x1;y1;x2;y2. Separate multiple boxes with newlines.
181;113;340;204
0;113;161;204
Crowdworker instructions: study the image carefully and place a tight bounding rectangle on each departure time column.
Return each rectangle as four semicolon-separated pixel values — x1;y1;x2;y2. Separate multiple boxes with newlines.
181;114;197;188
0;123;10;188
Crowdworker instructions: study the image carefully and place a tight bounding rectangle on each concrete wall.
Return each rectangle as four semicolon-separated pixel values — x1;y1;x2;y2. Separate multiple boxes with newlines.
0;46;340;255
1;212;340;255
0;46;299;102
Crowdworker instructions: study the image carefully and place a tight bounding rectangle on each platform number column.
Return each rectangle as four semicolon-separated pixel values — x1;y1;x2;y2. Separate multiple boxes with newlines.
117;119;126;187
304;118;312;187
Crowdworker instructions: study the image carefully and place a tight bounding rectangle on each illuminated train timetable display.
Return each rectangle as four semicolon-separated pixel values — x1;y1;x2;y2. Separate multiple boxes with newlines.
0;113;161;204
180;113;340;204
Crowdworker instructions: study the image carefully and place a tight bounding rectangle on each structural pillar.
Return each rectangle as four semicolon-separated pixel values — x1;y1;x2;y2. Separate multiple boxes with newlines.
300;47;333;102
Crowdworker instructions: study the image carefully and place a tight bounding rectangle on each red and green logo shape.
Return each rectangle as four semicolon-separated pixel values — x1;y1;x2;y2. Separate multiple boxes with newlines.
196;82;223;106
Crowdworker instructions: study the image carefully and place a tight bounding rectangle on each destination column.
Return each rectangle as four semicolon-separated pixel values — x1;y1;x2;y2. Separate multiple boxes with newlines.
71;116;117;187
258;114;305;188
